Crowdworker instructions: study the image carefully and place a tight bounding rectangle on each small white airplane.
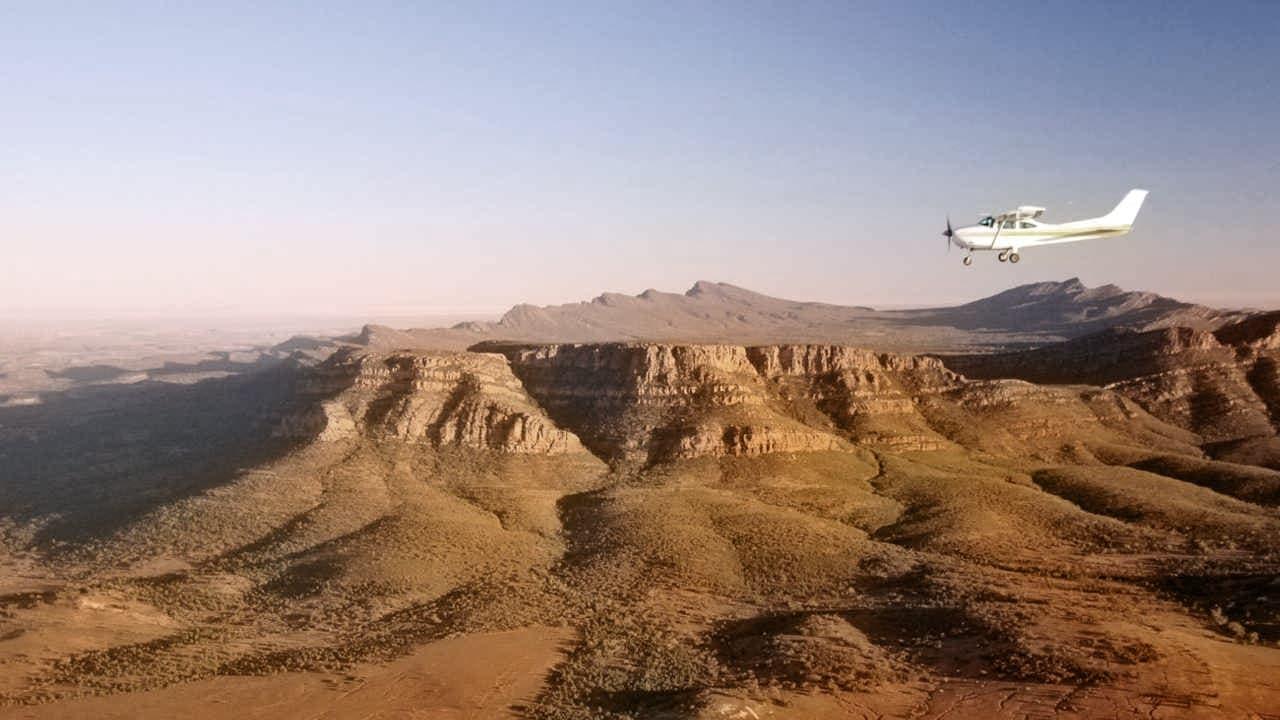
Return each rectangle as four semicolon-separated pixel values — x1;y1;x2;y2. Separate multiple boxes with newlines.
943;189;1148;265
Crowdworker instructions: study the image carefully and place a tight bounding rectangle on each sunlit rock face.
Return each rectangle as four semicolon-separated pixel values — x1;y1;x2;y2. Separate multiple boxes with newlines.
282;348;585;454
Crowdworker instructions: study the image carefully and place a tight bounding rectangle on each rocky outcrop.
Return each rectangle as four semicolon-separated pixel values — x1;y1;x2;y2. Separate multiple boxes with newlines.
1214;310;1280;350
1213;312;1280;434
276;341;1225;466
485;343;846;463
281;348;585;454
933;381;1201;460
745;345;962;452
942;314;1280;448
480;341;1180;461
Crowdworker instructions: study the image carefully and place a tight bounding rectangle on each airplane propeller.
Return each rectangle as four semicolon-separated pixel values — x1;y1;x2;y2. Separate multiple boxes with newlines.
942;217;953;253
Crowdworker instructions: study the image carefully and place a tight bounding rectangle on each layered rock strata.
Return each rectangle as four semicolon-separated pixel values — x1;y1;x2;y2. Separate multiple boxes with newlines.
943;313;1280;446
281;348;585;454
277;342;1209;466
484;343;845;462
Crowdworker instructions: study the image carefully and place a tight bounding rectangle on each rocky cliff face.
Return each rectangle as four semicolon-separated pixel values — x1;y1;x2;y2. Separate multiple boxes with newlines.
275;341;1213;467
943;313;1280;451
485;343;847;462
745;345;962;452
1215;312;1280;436
281;348;585;454
467;342;1193;463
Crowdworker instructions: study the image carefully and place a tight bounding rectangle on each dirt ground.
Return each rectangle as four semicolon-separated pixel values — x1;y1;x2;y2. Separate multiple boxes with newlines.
0;627;570;720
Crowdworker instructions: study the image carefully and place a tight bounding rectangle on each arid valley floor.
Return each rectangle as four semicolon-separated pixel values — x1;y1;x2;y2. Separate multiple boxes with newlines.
1;280;1277;719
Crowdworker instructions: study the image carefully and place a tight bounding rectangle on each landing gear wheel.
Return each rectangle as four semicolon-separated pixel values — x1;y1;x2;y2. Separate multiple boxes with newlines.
1008;252;1020;264
998;251;1009;262
962;255;973;266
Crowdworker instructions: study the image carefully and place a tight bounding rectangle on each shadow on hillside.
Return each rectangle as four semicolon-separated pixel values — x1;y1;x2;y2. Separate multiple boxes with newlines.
44;352;283;384
1157;571;1279;643
0;362;305;548
43;365;139;383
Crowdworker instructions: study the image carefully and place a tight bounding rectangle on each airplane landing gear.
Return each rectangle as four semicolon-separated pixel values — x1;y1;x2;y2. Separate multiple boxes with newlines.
962;255;973;266
998;251;1009;262
1008;252;1020;263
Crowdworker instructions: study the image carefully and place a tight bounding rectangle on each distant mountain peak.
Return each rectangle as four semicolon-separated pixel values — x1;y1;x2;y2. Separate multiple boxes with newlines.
685;280;728;297
1022;278;1085;297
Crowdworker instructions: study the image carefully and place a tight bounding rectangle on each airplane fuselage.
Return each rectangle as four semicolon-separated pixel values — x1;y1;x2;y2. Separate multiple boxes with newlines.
944;189;1148;264
951;219;1133;252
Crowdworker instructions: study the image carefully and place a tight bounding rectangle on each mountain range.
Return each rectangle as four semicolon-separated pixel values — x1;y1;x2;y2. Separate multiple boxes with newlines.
352;278;1246;354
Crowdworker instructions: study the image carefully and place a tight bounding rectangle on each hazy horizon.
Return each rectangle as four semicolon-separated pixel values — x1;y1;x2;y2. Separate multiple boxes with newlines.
3;3;1277;319
3;276;1272;345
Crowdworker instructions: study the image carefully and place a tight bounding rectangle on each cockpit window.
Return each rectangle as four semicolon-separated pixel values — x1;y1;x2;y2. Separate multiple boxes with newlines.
1019;221;1036;229
978;217;995;227
1001;219;1017;229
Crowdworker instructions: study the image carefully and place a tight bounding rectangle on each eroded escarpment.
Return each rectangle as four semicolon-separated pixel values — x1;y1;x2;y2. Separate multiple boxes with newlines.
470;341;1198;463
265;341;1214;470
279;347;585;454
477;342;997;462
477;343;849;463
942;313;1280;457
747;345;962;452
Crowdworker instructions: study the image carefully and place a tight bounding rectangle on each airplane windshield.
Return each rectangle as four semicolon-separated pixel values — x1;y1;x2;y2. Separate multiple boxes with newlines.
978;216;995;227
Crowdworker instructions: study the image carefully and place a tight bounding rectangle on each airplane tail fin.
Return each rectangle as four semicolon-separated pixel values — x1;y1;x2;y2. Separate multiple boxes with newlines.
1102;189;1148;227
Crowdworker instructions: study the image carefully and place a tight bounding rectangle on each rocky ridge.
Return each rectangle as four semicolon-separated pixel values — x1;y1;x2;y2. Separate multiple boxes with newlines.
943;311;1280;465
266;341;1201;467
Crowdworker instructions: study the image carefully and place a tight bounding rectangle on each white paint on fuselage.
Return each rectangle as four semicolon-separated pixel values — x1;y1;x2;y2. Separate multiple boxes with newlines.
949;189;1148;255
951;220;1130;252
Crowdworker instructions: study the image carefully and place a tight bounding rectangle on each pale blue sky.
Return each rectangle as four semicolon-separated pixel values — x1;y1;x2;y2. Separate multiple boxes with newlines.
2;1;1278;318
